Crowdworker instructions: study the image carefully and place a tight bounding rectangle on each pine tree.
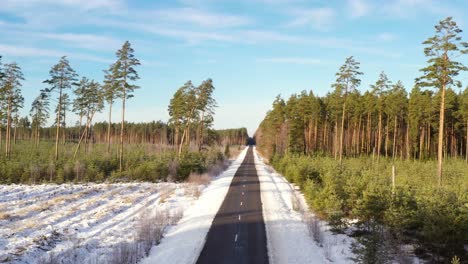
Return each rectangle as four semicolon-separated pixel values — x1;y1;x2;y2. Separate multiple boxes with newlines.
73;77;88;136
73;80;104;157
43;56;78;160
111;41;140;173
55;93;71;145
195;79;217;150
103;62;120;153
177;81;198;156
168;85;190;146
30;92;49;146
416;17;468;185
0;62;24;158
332;56;363;164
385;81;408;160
370;72;392;161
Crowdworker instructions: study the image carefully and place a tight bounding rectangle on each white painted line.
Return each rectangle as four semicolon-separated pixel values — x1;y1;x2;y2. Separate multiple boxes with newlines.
240;202;243;206
235;234;238;242
238;215;241;221
242;192;244;195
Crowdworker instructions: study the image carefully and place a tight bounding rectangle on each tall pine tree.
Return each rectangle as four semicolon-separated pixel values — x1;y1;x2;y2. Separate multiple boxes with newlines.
332;56;363;164
43;56;78;160
416;17;468;185
0;62;24;158
109;41;140;173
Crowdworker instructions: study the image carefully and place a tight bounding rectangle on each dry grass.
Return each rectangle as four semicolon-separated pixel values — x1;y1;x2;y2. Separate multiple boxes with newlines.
187;173;211;185
159;187;175;203
108;208;184;264
121;195;138;205
0;211;11;220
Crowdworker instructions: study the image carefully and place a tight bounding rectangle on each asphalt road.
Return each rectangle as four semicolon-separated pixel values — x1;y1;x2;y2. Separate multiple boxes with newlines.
196;146;269;264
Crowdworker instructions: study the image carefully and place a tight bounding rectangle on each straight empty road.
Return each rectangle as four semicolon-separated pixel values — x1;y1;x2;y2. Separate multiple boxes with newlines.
196;146;268;264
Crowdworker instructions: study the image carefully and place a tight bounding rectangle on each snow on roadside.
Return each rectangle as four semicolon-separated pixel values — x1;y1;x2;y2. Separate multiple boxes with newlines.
139;147;248;264
254;147;355;264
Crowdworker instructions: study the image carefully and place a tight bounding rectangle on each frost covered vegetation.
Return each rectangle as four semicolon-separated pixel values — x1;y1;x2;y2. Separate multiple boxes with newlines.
0;182;206;263
256;17;468;263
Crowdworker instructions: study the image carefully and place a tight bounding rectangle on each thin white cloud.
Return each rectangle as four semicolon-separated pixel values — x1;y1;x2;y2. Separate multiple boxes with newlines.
257;57;322;65
153;8;252;28
0;44;112;63
381;0;459;18
377;32;397;42
348;0;370;18
286;8;336;30
40;33;122;51
2;0;123;11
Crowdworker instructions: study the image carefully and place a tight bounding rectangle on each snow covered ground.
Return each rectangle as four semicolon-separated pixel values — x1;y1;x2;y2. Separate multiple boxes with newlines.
1;146;357;264
254;147;356;264
140;147;248;264
0;181;205;263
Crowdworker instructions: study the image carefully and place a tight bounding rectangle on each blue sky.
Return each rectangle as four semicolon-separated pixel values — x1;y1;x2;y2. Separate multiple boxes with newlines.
1;0;467;136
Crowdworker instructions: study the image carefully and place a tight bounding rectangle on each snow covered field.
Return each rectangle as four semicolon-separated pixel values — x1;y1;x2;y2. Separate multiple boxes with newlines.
0;181;203;263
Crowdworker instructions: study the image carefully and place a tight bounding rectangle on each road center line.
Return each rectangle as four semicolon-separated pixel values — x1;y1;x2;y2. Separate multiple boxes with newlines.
235;234;238;242
238;215;241;221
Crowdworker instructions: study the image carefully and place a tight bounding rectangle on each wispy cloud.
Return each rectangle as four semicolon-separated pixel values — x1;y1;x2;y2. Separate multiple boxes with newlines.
348;0;370;18
152;8;252;28
381;0;459;18
40;33;122;51
2;0;124;11
376;32;397;42
257;57;323;65
0;44;112;63
285;8;336;30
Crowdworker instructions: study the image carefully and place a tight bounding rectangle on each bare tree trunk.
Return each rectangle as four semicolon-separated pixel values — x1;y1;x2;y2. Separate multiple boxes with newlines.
367;112;371;154
377;111;382;162
13;121;17;146
419;126;425;160
5;98;12;158
74;112;96;158
55;87;62;161
466;120;468;163
198;112;205;151
393;116;398;160
119;91;125;174
339;99;346;164
334;119;338;160
406;125;410;160
437;83;446;186
107;103;113;153
427;123;431;158
385;117;389;157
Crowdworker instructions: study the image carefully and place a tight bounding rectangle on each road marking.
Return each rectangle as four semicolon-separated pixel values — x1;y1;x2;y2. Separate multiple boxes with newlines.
243;185;245;188
242;192;244;195
240;201;243;206
235;234;238;242
238;215;241;221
